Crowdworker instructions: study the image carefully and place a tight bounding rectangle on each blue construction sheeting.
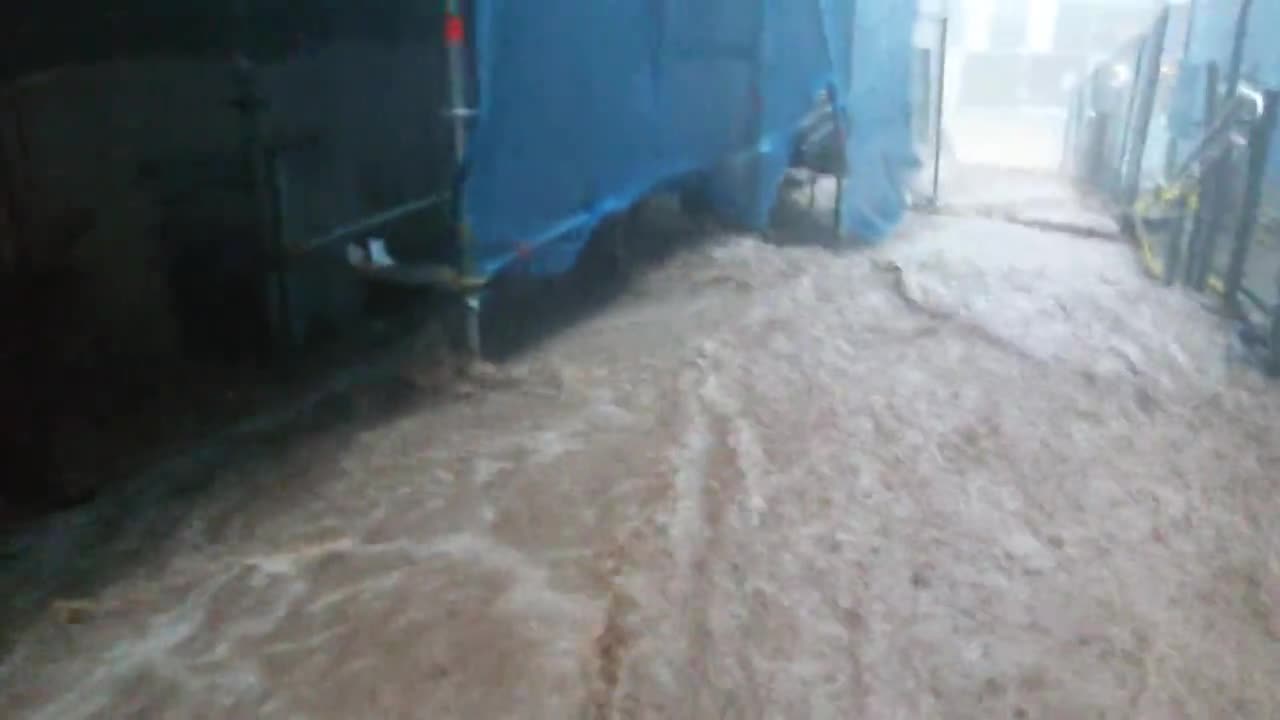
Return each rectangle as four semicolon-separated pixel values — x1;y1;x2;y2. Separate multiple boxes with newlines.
461;0;919;279
842;0;919;242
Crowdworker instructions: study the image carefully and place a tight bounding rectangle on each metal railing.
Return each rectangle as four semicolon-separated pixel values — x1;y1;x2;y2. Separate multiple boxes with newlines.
911;13;949;207
1063;27;1163;202
1063;7;1280;375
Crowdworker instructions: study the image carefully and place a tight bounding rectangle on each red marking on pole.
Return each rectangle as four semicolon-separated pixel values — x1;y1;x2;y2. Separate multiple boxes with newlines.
445;15;465;46
516;242;533;260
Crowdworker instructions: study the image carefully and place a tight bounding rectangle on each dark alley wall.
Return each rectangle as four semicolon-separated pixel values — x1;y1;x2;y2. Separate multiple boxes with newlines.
2;35;453;366
3;2;448;82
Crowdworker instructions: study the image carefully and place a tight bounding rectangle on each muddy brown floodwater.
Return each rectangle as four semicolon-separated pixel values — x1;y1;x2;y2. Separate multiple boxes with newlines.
3;169;1280;718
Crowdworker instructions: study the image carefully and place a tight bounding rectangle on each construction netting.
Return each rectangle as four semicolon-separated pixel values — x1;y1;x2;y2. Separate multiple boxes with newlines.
461;0;919;278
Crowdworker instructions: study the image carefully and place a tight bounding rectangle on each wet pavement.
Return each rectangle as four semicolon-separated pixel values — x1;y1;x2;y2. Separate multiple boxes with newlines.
3;169;1280;718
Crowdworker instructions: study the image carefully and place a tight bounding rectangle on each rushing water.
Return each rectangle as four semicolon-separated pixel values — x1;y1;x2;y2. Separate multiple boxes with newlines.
3;170;1280;719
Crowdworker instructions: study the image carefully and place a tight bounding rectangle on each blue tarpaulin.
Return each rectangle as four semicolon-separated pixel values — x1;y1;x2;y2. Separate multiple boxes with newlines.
461;0;919;278
842;0;919;241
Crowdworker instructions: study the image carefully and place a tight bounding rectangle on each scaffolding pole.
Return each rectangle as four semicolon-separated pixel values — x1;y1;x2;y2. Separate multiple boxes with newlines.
1122;6;1168;205
930;17;948;208
444;0;482;357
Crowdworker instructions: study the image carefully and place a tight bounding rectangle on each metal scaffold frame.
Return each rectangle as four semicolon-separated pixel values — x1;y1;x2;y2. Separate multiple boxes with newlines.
1062;1;1280;376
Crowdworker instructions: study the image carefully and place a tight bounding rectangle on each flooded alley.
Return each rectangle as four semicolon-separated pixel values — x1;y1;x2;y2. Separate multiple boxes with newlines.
3;169;1280;718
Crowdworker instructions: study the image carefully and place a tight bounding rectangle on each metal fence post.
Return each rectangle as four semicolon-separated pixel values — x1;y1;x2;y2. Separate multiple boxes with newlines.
1062;89;1080;176
1165;4;1197;181
1224;89;1279;317
1123;7;1170;205
1189;62;1221;291
1166;193;1196;287
930;17;948;207
232;58;294;363
443;0;482;356
1088;112;1110;190
1270;286;1280;377
1115;39;1146;197
1224;0;1255;98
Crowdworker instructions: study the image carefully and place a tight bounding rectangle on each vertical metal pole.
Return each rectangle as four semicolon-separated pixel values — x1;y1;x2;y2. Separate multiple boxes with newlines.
1063;85;1081;175
1224;0;1254;99
1205;63;1222;134
1114;40;1143;197
1164;0;1199;180
1270;305;1280;377
1122;7;1169;205
1061;90;1072;174
444;0;481;357
834;175;844;236
1165;194;1194;286
753;0;767;227
445;0;470;166
266;149;292;362
233;58;291;363
930;17;948;207
1224;88;1278;316
1087;113;1110;190
834;0;857;239
1182;0;1198;60
1189;62;1220;290
1163;135;1179;182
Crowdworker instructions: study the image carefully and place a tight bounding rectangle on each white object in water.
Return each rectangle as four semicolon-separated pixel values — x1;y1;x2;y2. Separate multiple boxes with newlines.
346;237;396;270
345;241;369;267
367;238;394;268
